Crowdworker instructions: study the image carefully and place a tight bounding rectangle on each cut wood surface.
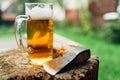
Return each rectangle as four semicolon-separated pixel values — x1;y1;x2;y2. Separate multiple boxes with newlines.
0;49;99;80
0;34;99;80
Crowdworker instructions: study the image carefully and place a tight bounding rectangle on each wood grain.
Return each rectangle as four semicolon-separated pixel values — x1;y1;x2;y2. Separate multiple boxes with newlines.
0;49;99;80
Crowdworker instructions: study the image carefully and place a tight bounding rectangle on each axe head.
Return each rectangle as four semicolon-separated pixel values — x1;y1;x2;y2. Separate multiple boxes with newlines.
43;48;90;75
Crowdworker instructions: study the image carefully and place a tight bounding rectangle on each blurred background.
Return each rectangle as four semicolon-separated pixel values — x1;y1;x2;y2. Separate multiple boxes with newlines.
0;0;120;80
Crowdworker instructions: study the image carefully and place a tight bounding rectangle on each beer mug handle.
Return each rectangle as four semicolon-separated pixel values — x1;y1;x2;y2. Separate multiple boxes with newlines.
15;15;29;52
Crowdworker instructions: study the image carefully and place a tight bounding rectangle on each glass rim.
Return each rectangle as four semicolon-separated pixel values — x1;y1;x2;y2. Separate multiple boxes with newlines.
25;3;53;5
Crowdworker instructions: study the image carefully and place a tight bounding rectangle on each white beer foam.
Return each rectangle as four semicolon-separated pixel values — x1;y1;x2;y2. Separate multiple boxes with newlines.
26;5;52;20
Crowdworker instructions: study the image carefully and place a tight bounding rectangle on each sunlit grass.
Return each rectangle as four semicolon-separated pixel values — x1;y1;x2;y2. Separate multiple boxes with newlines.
0;25;14;39
54;26;120;80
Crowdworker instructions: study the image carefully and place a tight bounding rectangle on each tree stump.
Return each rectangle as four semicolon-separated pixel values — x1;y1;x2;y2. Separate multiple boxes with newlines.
0;49;99;80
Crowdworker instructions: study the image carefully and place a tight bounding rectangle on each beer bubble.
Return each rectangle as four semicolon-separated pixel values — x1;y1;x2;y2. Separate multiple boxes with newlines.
28;47;34;54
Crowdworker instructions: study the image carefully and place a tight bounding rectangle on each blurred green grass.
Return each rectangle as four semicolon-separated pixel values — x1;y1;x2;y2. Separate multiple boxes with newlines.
0;25;14;39
0;25;120;80
54;26;120;80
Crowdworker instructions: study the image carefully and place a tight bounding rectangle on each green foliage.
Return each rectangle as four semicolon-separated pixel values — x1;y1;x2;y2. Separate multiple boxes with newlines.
105;20;120;43
57;0;64;8
55;8;93;35
79;8;92;34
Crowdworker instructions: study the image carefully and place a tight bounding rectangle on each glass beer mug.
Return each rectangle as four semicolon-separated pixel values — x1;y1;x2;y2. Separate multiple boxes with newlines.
15;3;53;65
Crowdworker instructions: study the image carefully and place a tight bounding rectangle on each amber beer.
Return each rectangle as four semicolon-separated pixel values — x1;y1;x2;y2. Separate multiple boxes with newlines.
27;19;53;64
15;3;53;65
